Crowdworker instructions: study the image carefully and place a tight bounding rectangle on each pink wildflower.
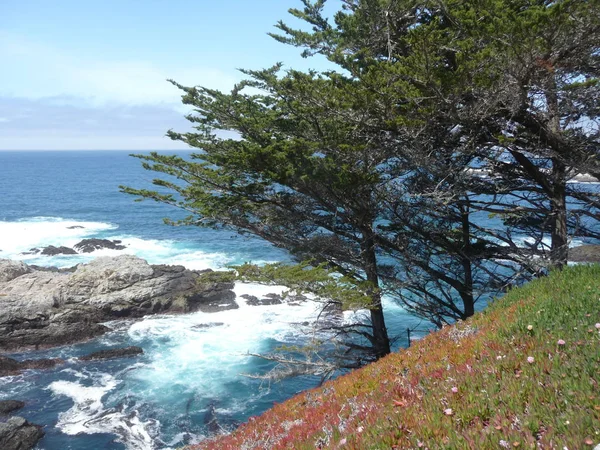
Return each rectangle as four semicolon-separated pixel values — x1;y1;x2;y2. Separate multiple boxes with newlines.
451;386;459;393
557;339;566;346
595;323;600;330
444;408;453;416
527;356;534;364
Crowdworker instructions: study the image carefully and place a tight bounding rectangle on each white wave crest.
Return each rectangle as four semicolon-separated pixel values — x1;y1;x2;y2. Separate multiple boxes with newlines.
126;283;323;398
0;217;116;257
0;217;232;271
49;373;158;450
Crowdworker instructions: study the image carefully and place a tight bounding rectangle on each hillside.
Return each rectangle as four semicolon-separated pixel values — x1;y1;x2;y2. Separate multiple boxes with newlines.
190;265;600;449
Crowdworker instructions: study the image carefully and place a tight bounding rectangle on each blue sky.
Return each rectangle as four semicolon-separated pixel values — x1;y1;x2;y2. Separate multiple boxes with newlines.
0;0;338;150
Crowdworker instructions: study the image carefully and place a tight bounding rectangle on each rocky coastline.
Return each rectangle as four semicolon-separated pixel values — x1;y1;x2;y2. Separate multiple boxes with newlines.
0;255;237;352
0;254;296;449
0;400;44;450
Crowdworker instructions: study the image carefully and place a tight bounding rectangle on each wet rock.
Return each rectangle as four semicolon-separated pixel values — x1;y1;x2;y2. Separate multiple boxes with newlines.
79;346;144;361
40;245;77;256
67;225;84;229
569;245;600;263
286;293;309;305
191;322;224;330
203;402;222;435
0;416;44;450
0;357;21;376
73;238;126;253
0;256;236;350
0;401;25;416
241;293;282;306
195;293;238;313
0;356;64;377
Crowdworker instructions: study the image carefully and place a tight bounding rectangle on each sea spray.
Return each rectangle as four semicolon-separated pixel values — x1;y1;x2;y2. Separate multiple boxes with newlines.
49;373;158;450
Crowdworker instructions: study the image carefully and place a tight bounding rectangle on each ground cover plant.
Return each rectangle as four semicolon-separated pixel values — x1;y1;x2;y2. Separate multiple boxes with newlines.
188;265;600;449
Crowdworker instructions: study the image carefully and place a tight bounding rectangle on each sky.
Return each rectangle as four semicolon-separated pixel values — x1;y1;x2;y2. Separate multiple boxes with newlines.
0;0;338;150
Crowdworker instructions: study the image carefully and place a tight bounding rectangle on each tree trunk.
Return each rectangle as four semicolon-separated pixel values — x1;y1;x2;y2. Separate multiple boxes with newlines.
360;227;391;358
546;75;568;269
551;158;568;268
459;202;475;317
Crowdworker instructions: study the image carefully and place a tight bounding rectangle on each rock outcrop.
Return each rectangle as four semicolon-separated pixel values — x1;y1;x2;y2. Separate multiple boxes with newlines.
79;346;143;361
0;255;236;351
241;293;283;306
0;260;30;283
0;416;44;450
569;244;600;263
0;356;64;377
40;245;78;256
0;401;24;416
73;238;126;253
21;238;127;257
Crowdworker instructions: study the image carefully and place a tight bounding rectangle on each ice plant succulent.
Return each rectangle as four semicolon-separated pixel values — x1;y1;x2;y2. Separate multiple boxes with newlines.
187;266;600;450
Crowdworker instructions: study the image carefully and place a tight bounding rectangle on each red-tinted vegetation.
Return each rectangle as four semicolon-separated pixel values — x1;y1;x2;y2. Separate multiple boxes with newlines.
189;265;600;449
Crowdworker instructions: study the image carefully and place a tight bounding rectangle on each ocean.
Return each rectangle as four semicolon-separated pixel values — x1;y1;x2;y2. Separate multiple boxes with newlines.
0;150;420;450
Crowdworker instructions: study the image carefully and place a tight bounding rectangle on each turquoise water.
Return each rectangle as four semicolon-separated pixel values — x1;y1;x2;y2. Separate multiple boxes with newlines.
0;151;420;449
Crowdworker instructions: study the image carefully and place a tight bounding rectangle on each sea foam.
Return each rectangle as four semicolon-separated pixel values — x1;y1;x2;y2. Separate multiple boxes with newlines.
0;217;232;270
49;372;158;450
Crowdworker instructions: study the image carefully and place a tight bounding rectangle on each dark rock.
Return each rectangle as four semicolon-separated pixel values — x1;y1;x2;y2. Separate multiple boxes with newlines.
0;357;20;376
0;356;64;377
285;293;309;306
0;321;109;352
569;244;600;263
203;402;221;435
19;358;63;371
241;293;282;306
40;245;77;256
67;226;84;229
0;401;25;416
0;416;44;450
192;322;224;330
195;292;239;313
73;238;126;253
79;346;143;361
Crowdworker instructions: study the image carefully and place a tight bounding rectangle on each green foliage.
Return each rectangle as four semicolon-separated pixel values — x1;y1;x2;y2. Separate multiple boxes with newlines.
123;0;600;356
195;270;237;284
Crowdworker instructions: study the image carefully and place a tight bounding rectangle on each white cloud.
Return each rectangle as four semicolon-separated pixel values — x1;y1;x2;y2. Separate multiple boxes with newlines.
0;31;240;107
0;135;189;151
0;97;195;150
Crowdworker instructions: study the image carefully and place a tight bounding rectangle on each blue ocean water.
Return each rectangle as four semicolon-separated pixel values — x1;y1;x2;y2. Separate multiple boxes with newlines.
0;151;420;450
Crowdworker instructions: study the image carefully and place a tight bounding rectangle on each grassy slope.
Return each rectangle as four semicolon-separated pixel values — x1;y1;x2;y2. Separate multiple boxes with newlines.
190;265;600;449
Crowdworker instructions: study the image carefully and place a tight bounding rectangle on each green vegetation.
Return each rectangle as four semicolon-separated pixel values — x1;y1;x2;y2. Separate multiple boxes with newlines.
122;0;600;363
189;265;600;449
